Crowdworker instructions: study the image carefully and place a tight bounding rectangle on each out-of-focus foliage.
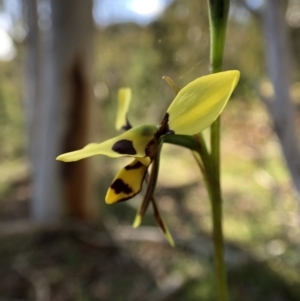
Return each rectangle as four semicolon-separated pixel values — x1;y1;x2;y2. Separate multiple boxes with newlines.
0;60;23;161
0;55;24;196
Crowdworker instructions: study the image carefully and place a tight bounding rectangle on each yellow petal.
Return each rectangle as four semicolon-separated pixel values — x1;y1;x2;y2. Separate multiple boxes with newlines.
115;88;132;130
105;159;149;204
56;124;157;162
167;70;240;135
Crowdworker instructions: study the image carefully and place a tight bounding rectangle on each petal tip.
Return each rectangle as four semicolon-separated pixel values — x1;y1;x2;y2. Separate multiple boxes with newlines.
56;154;67;162
164;229;175;247
105;189;116;204
132;214;142;228
105;194;115;205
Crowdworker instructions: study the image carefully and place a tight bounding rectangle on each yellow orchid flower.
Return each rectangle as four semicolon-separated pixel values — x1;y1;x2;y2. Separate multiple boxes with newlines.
56;70;240;245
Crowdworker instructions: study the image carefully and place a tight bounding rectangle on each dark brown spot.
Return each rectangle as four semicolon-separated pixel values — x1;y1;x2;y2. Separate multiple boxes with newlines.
110;179;133;194
145;139;157;158
125;161;144;170
112;139;137;155
155;113;174;138
121;117;132;131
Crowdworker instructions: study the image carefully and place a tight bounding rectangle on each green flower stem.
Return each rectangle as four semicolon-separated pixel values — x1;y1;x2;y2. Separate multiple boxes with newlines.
208;0;230;74
194;133;211;166
163;134;199;151
164;1;231;294
164;131;228;301
207;1;230;301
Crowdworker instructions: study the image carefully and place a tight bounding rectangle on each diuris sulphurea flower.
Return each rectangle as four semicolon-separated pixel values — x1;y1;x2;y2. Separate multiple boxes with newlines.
56;70;240;245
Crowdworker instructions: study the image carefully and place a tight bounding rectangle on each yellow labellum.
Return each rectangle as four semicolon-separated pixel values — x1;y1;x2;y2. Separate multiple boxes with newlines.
167;70;240;135
105;159;148;204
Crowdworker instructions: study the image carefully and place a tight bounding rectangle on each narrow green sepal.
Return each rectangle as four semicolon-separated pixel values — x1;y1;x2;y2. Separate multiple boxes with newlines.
152;198;175;247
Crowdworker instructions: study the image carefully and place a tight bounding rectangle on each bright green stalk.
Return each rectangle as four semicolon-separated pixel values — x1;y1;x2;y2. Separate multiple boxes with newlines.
207;1;230;301
163;134;199;151
163;2;231;296
208;0;230;74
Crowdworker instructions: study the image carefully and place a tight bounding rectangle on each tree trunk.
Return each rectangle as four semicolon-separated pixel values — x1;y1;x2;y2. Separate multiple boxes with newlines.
262;0;300;195
24;0;40;159
25;0;96;222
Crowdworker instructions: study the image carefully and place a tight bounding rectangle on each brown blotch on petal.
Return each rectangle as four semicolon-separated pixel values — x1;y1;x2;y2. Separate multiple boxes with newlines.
112;139;137;155
125;161;144;170
110;179;133;194
121;117;132;131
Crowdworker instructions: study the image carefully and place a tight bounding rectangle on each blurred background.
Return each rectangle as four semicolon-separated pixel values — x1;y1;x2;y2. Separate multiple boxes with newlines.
1;0;300;300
